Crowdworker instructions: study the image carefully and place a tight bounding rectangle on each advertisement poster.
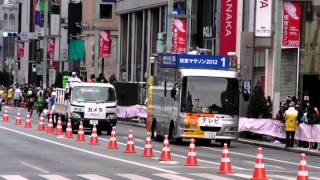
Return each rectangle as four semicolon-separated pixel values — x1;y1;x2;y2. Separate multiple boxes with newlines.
17;42;24;58
48;38;55;60
99;31;111;58
282;2;301;48
172;18;187;54
219;0;237;55
255;0;272;37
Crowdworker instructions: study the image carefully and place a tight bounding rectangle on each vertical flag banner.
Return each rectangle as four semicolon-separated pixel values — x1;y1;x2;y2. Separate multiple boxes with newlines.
172;18;187;54
282;2;301;48
255;0;272;37
48;38;55;60
219;0;237;55
17;42;24;58
99;31;111;58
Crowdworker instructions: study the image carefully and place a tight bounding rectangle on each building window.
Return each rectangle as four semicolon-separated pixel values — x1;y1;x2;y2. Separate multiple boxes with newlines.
254;49;266;68
100;4;113;19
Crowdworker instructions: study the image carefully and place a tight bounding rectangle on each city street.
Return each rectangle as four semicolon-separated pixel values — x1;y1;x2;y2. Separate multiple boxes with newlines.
0;106;320;180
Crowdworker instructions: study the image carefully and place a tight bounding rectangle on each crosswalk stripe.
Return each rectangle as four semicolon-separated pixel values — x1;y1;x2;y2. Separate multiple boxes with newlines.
78;174;111;180
231;173;252;179
0;175;28;180
39;175;71;180
153;173;194;180
269;175;294;180
190;173;235;180
116;174;152;180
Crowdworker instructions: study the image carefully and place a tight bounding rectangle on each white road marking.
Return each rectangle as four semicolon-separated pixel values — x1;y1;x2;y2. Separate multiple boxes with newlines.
116;174;152;180
95;136;246;170
21;162;49;174
0;125;179;175
269;175;295;180
231;173;252;179
156;166;218;169
201;146;320;170
0;175;28;180
310;177;320;180
190;173;235;180
78;174;111;180
122;137;144;142
245;160;285;170
159;161;179;164
39;175;70;180
153;173;194;180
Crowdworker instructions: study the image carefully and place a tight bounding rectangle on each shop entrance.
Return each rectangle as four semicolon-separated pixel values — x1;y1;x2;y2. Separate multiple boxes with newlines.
303;75;320;107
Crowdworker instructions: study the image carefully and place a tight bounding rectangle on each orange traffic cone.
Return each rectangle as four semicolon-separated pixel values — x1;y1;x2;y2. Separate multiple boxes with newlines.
15;112;22;125
37;114;46;131
89;124;100;145
46;115;54;134
65;119;73;138
2;110;9;123
76;121;86;142
160;135;172;161
297;153;309;180
219;143;233;174
24;112;32;128
124;129;136;153
143;132;154;157
185;139;198;166
55;117;63;136
108;127;118;149
251;147;269;180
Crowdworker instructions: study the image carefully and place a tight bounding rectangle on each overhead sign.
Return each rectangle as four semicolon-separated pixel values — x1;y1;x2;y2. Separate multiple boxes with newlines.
282;2;301;48
19;32;39;40
219;0;237;55
176;54;230;70
255;0;272;37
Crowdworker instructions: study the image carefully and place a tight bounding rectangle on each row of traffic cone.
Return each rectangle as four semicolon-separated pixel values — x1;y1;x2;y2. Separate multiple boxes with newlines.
3;110;310;179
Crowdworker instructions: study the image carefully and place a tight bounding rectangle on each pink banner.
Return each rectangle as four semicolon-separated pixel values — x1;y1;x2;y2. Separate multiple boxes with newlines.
17;42;24;58
48;38;55;60
219;0;237;55
99;31;111;58
239;117;320;142
117;105;147;119
172;19;187;54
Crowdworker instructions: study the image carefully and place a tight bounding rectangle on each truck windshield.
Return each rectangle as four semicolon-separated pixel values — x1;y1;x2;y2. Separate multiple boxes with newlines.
180;76;239;115
71;86;116;103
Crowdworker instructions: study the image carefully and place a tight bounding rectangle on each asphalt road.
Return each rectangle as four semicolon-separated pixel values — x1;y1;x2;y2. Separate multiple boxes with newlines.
0;106;320;180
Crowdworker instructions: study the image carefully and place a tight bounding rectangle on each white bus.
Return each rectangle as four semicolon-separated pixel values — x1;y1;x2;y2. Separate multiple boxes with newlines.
147;54;240;146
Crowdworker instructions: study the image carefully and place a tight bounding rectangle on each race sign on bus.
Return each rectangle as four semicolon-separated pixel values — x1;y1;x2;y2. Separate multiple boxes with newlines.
176;54;230;70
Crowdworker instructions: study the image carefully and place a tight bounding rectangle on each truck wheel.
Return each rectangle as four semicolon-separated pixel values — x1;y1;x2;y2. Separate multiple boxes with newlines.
169;123;182;144
151;122;160;141
106;126;112;136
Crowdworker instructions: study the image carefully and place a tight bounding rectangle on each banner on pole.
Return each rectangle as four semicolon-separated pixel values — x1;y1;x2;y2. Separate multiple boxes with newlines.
282;2;301;48
99;31;111;58
17;42;24;58
172;18;187;54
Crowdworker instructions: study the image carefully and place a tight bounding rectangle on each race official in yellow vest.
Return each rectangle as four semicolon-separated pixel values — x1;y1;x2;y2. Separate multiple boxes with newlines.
284;102;298;148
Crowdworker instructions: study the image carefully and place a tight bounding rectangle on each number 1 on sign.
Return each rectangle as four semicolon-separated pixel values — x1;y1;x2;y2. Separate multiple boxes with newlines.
221;57;226;67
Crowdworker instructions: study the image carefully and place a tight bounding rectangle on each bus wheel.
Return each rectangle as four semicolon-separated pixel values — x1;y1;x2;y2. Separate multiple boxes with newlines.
151;122;159;141
220;140;231;147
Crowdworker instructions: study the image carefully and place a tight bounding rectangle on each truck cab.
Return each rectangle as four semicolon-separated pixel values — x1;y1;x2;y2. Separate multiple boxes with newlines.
53;82;117;135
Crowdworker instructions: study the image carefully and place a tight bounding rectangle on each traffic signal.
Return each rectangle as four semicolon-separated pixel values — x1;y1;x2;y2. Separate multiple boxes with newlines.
2;32;17;38
32;64;37;73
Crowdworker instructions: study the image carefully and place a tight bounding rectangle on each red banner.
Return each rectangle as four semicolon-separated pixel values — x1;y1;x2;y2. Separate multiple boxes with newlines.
17;42;24;58
48;38;55;60
99;31;111;58
282;2;301;48
219;0;237;56
172;18;187;54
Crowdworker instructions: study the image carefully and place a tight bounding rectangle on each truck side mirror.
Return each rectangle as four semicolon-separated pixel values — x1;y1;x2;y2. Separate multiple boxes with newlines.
65;92;70;100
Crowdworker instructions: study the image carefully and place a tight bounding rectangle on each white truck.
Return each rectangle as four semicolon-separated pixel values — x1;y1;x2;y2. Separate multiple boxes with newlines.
53;82;117;135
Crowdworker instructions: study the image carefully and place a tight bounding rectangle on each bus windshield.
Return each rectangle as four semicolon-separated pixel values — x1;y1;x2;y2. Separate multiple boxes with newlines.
180;76;239;115
71;86;116;103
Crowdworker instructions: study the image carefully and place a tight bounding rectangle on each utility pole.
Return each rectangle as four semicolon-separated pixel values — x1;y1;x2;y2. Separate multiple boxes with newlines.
42;0;49;89
166;0;173;52
272;0;282;118
94;0;100;78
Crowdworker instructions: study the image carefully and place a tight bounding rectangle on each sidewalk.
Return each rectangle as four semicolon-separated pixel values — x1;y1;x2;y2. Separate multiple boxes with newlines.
237;138;320;156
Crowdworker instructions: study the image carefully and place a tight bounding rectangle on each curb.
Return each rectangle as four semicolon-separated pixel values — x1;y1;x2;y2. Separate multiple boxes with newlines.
237;138;320;157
